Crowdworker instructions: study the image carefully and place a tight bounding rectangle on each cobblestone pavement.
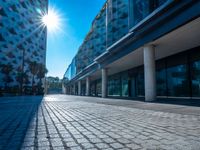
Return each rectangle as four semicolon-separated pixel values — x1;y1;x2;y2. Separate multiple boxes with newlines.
20;95;200;150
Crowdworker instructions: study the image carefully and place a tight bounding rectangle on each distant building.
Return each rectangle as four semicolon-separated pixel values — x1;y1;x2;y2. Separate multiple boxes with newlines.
0;0;48;95
63;0;200;101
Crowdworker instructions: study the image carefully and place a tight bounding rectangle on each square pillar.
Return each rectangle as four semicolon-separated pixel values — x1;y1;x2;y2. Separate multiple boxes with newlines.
144;45;156;101
102;68;108;98
78;81;81;96
86;77;90;96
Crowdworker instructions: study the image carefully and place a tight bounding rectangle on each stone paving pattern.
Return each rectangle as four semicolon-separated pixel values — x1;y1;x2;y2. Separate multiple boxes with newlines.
0;95;200;150
21;95;200;150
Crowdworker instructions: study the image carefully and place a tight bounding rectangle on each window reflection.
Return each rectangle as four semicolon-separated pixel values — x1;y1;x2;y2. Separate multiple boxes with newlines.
167;65;190;97
107;0;128;47
136;68;144;96
191;60;200;97
108;75;121;96
129;0;169;27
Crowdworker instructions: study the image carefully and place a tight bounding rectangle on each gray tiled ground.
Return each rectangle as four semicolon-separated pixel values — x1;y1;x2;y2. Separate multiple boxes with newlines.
20;95;200;150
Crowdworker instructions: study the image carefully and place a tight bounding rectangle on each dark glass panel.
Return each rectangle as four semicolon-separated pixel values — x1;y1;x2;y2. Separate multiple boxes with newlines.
96;80;102;96
134;0;151;25
156;60;167;96
129;0;169;28
108;74;121;96
191;60;200;97
156;69;167;96
167;65;190;97
136;67;144;96
81;83;86;96
107;0;129;47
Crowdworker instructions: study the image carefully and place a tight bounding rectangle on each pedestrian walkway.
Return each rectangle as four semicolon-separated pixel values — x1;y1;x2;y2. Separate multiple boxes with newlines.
20;95;200;150
0;96;43;150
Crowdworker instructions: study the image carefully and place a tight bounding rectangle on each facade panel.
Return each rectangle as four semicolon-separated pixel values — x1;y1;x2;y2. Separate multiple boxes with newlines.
0;0;48;95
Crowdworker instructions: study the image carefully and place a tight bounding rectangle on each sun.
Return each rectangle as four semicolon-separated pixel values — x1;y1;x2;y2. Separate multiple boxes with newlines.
41;8;62;32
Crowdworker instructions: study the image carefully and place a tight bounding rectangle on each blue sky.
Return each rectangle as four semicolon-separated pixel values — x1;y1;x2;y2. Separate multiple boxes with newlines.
46;0;106;78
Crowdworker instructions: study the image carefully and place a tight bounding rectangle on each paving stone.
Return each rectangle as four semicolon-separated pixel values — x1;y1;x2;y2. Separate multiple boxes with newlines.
66;141;78;147
95;143;110;149
81;142;94;149
0;95;199;150
110;143;124;149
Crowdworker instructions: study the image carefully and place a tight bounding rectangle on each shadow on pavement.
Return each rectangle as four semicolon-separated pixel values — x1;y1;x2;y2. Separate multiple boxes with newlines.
106;96;200;107
0;96;43;150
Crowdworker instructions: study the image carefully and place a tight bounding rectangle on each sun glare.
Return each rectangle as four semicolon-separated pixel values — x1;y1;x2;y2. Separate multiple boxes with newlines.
41;8;62;32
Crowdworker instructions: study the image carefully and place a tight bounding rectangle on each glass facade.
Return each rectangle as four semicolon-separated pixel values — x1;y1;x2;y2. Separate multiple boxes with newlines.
156;60;167;96
167;64;189;97
108;74;121;96
191;60;200;97
107;0;129;47
63;0;200;100
129;0;169;27
0;0;48;94
64;0;170;83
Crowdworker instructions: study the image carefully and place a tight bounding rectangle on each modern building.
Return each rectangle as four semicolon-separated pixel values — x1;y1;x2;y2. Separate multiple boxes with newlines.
63;0;200;101
0;0;48;95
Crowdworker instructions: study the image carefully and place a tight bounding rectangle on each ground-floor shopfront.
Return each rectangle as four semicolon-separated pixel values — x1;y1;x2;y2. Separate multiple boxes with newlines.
72;47;200;99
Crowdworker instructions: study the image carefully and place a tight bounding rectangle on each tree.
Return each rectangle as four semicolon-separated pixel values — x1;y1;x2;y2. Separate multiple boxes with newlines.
28;61;39;94
0;63;13;90
37;63;48;84
36;63;48;94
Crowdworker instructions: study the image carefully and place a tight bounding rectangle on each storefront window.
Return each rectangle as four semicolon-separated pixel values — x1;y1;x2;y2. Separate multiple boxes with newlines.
108;75;121;96
167;65;190;97
136;67;144;96
191;60;200;97
156;60;167;96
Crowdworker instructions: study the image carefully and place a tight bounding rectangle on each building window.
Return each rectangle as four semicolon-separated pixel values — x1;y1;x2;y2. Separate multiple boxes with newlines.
108;74;121;96
166;53;190;97
106;0;129;47
191;60;200;97
167;65;190;97
129;0;169;28
156;60;167;96
136;67;144;97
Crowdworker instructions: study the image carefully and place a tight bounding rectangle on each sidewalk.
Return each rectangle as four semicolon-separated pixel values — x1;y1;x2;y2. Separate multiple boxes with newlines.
20;95;200;150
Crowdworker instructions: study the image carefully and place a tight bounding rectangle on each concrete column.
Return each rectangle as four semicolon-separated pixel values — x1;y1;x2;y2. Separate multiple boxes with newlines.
78;81;81;96
102;68;108;98
86;77;90;96
62;83;66;94
143;45;156;101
